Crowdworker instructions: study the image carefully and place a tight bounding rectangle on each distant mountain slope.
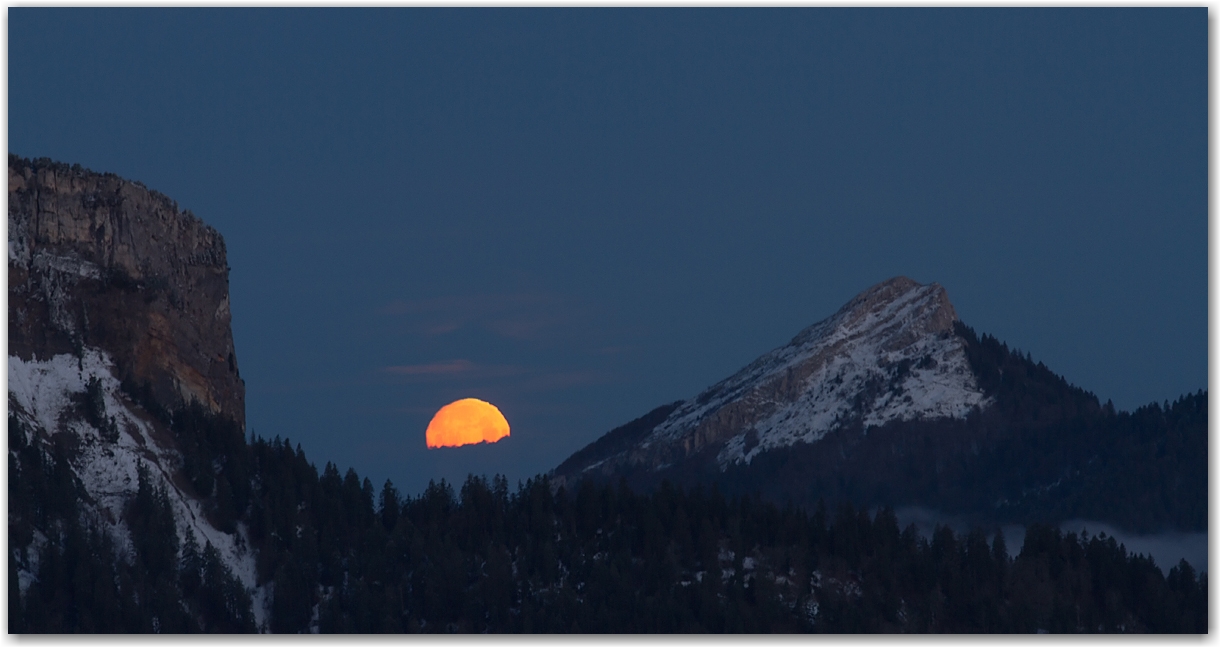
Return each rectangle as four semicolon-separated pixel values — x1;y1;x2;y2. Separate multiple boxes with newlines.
553;278;1206;534
558;277;989;477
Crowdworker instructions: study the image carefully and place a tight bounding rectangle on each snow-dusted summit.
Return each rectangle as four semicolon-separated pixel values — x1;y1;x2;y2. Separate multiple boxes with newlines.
560;277;991;479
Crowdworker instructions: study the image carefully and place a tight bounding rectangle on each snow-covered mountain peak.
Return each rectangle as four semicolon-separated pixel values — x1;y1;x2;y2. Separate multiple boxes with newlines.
583;277;989;474
813;276;958;351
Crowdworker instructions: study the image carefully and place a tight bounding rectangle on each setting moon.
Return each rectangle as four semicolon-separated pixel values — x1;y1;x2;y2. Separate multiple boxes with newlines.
425;398;511;449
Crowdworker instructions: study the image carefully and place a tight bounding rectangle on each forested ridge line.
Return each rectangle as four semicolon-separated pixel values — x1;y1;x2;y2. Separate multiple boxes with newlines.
10;415;1206;633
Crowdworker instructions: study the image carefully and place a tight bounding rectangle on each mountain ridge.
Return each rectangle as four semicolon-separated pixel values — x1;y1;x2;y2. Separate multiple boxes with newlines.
557;276;991;479
553;277;1206;534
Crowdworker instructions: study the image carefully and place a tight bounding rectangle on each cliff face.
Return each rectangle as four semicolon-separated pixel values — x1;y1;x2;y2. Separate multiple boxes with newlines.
8;155;267;628
8;155;244;429
555;277;990;482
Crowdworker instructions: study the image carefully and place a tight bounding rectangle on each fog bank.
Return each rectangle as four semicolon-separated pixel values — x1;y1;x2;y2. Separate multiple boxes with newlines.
891;507;1206;575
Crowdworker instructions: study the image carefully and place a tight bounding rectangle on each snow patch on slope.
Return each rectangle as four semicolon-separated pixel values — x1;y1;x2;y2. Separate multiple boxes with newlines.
640;314;840;451
8;350;269;630
635;280;990;469
29;249;101;280
717;329;986;466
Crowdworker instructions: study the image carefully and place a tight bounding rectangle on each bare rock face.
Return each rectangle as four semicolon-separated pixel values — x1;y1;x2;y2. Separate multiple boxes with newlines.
8;155;244;429
556;276;989;483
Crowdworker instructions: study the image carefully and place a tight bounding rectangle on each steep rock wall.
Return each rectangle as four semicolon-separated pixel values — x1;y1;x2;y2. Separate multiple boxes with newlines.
555;276;991;483
9;155;244;429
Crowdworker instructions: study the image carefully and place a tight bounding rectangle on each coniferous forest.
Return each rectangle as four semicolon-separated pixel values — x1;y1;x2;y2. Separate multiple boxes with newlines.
9;410;1206;633
598;324;1207;537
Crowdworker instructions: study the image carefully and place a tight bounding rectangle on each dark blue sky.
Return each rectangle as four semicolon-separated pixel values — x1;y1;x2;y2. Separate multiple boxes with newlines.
10;9;1206;496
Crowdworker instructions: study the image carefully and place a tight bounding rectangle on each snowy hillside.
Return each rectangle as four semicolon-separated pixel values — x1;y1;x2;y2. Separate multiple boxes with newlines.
661;278;989;467
573;277;992;476
8;349;270;630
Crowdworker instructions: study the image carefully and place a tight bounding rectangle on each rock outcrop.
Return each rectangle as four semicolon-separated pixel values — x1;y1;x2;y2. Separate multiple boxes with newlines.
555;276;991;481
8;156;267;628
9;155;244;429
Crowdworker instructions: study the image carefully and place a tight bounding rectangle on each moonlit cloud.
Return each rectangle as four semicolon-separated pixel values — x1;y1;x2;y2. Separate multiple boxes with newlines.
383;360;523;379
380;292;603;344
518;370;612;391
593;344;636;356
381;360;613;395
384;359;476;375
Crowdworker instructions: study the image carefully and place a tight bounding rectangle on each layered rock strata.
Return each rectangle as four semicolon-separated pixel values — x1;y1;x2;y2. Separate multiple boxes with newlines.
560;276;990;479
9;155;244;428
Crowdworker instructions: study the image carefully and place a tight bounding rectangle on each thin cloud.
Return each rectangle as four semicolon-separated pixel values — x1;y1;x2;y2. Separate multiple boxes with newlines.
483;314;567;341
423;322;463;336
380;359;613;394
593;344;637;356
384;359;476;376
518;369;613;392
382;293;555;317
381;292;586;343
382;360;525;380
389;401;585;417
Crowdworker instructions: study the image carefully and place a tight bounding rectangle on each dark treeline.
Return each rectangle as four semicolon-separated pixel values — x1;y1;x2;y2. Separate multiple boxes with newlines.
246;436;1206;633
10;411;1207;633
9;413;255;633
955;322;1208;532
697;326;1206;535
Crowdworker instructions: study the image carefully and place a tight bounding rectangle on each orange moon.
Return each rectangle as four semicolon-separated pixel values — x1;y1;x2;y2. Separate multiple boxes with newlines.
425;398;511;449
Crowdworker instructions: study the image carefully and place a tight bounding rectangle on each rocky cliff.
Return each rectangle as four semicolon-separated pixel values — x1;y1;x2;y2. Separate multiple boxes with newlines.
8;155;266;628
9;155;244;429
556;277;990;481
